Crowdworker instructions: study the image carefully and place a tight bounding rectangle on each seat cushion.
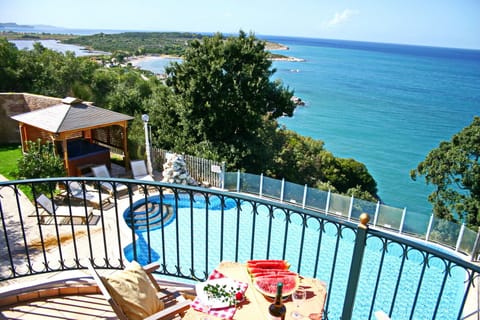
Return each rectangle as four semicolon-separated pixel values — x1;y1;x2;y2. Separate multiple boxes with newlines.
103;261;164;320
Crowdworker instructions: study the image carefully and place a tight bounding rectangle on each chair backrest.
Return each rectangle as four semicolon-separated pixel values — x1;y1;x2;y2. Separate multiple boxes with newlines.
131;160;148;178
68;181;83;194
36;194;56;214
91;165;111;178
86;260;129;320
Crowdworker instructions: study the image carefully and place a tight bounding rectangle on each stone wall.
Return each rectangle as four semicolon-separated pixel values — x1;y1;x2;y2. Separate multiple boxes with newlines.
0;93;62;144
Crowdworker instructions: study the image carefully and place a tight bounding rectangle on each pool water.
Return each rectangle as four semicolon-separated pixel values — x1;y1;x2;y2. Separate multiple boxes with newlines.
124;194;465;319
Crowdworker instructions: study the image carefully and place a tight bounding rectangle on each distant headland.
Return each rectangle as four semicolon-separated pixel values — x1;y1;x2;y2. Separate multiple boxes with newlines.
0;22;34;29
1;23;305;62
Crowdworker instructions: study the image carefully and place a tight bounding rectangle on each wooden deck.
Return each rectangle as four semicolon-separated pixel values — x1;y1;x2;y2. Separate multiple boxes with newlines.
0;269;194;319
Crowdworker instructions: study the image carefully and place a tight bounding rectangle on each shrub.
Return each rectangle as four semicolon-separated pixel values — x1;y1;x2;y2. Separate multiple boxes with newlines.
16;140;65;194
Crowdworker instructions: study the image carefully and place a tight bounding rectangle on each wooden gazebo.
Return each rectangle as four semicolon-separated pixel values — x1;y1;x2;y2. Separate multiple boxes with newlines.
11;97;134;176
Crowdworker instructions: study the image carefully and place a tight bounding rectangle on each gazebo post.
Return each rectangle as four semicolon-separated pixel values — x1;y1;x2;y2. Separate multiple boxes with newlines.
61;139;70;176
18;123;27;153
122;121;130;170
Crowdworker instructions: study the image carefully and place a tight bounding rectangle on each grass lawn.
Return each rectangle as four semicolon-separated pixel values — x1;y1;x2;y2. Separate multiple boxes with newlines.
0;144;35;199
0;144;22;179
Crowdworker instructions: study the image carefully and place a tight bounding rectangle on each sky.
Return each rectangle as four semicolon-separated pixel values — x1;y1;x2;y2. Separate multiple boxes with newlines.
1;0;479;49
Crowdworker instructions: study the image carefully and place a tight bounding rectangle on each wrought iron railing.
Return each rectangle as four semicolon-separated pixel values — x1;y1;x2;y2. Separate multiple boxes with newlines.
1;177;479;319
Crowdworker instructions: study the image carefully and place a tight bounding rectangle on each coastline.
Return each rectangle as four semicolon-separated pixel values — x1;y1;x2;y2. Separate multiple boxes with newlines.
269;56;305;62
128;54;181;66
128;41;304;65
129;53;305;65
265;41;305;61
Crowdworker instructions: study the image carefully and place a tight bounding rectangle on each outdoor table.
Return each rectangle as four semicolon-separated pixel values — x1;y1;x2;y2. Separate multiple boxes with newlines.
183;261;327;320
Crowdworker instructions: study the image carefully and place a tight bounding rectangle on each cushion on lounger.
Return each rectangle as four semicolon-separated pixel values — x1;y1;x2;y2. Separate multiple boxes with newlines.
102;261;164;320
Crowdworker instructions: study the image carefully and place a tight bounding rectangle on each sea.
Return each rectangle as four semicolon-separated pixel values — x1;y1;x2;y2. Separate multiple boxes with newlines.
6;27;480;216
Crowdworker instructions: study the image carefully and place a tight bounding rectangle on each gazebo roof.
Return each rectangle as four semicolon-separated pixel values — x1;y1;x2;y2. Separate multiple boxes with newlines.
11;100;134;133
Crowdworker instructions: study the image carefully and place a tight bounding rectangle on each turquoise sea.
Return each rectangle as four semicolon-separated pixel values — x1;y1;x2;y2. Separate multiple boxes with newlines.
135;36;480;216
9;30;480;215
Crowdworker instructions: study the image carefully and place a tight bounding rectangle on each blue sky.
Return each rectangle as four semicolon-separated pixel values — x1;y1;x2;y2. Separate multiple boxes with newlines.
1;0;479;49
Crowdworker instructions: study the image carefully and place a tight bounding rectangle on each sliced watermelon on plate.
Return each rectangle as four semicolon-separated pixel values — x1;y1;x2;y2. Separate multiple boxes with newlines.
253;274;299;297
246;260;299;297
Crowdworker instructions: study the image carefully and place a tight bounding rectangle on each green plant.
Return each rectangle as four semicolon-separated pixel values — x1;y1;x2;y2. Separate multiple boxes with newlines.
203;283;243;306
16;140;65;195
411;116;480;227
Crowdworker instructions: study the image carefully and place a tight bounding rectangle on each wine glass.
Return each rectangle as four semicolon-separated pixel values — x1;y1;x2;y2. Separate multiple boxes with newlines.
291;288;306;319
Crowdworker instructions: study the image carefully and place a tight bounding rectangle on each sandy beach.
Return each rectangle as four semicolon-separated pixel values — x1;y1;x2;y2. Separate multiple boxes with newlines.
129;53;304;66
128;40;301;66
128;54;182;67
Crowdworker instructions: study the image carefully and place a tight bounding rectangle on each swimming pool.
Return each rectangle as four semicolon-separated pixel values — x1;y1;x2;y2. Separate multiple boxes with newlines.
124;193;465;319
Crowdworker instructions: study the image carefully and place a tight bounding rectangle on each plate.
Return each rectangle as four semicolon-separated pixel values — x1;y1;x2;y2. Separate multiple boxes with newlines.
195;278;241;309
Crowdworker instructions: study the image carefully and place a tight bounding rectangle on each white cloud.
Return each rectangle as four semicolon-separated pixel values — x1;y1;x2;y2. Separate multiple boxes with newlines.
326;9;358;27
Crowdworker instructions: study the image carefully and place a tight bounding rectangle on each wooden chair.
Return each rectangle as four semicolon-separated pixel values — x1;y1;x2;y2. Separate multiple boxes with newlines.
86;260;192;320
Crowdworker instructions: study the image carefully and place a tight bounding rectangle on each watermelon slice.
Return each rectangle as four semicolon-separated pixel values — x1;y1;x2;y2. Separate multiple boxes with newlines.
247;260;290;270
248;267;290;274
253;274;299;297
250;270;298;278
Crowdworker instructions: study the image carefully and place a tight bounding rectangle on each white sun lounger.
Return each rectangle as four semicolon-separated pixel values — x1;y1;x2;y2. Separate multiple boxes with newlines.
91;165;129;197
131;160;154;181
67;181;112;209
35;194;93;224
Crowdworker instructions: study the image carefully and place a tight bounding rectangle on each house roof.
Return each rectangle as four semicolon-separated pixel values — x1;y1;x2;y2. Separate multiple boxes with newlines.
11;101;134;133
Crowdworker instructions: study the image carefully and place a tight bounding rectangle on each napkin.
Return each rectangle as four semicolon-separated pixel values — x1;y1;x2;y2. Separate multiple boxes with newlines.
192;269;248;319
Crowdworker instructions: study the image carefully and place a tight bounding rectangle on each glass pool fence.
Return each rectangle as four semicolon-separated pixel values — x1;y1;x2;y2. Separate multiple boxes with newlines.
223;172;480;259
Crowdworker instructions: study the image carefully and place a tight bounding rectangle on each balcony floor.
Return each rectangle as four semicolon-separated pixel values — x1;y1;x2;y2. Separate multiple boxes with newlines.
0;293;116;319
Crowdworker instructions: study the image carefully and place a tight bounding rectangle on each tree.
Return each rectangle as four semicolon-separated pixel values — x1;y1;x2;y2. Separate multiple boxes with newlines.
411;116;480;226
92;66;154;115
0;38;19;91
269;129;377;200
328;158;378;196
2;41;99;98
164;31;295;172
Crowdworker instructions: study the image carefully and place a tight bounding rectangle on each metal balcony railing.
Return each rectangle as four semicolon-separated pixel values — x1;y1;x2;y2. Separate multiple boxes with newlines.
0;177;479;319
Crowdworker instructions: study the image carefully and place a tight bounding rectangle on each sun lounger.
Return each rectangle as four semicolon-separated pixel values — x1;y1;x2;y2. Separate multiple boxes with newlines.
131;160;154;181
67;181;112;209
131;160;157;194
35;194;93;224
91;164;129;197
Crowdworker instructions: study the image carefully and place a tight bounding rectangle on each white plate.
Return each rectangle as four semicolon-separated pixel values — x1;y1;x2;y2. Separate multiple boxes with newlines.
195;278;241;309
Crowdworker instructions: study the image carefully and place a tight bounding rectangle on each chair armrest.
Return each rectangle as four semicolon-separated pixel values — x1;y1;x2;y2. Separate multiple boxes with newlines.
142;262;161;291
143;262;161;274
143;299;191;320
